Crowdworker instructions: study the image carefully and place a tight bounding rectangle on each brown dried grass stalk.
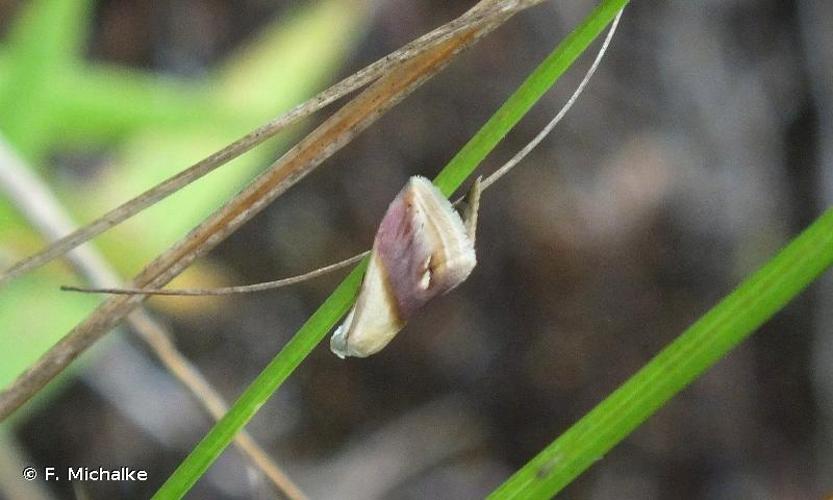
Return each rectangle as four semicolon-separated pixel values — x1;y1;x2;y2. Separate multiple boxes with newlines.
0;0;546;421
0;137;306;499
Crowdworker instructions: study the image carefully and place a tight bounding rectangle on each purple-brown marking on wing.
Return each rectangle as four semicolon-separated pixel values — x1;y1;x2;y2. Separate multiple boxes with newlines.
375;177;475;319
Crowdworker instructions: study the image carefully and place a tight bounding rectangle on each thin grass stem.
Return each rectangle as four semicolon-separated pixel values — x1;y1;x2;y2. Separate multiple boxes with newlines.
153;1;629;497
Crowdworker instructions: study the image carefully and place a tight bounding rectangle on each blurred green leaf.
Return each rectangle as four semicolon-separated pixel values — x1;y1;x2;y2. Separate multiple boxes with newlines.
0;0;371;393
0;0;94;161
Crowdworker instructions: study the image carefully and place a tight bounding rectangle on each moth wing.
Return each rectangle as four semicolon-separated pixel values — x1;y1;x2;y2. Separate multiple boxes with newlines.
330;176;478;359
330;252;404;358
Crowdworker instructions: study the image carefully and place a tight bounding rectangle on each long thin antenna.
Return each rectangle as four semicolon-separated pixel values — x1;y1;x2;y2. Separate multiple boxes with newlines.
480;8;623;191
61;251;368;296
0;0;540;288
63;9;623;298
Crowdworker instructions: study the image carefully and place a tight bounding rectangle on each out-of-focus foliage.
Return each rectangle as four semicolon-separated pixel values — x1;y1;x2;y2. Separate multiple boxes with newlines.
3;0;831;498
492;206;833;498
0;0;371;389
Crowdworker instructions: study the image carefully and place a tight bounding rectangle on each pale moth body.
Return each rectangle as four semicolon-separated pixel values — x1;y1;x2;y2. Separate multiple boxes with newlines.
330;176;479;358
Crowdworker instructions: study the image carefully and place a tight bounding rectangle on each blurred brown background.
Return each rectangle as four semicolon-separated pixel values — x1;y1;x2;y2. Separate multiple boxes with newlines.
2;0;832;498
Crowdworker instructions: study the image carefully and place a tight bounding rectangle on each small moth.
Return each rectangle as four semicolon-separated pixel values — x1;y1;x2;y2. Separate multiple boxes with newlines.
330;176;481;358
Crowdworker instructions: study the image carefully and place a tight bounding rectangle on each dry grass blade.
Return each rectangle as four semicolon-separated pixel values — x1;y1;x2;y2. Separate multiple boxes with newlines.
0;137;307;499
0;0;542;289
59;7;622;300
128;314;307;500
0;0;547;421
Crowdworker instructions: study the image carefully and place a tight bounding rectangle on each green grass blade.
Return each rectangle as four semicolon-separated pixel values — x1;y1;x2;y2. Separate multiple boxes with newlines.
489;207;833;499
434;0;628;196
153;262;367;499
154;1;628;497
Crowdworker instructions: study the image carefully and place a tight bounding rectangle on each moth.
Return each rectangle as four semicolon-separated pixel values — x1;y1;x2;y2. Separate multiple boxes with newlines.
330;175;481;358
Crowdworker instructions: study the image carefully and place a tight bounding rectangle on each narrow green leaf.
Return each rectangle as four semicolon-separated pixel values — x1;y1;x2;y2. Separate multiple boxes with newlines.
434;0;629;196
490;207;833;499
153;262;367;499
154;1;629;496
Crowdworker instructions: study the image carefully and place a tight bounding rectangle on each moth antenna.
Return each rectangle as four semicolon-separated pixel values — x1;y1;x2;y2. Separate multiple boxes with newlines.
479;8;623;192
61;9;623;300
61;251;368;296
